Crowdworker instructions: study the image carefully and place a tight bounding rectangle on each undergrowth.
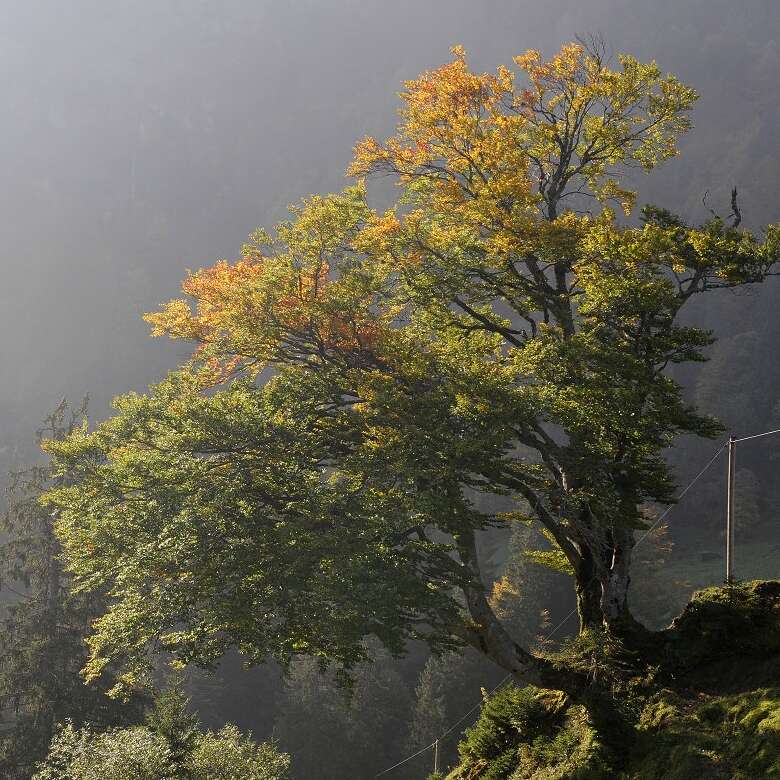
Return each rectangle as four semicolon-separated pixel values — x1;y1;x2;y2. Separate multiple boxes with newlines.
442;581;780;780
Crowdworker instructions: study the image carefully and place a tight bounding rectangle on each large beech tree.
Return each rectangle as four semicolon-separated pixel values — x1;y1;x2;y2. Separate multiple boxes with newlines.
44;44;780;696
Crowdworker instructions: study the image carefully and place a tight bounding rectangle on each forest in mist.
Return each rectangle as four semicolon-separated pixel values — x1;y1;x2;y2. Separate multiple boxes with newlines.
3;2;780;778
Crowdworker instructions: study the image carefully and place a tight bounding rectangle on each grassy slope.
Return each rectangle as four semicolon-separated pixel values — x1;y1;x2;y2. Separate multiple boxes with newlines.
632;538;780;630
667;539;780;597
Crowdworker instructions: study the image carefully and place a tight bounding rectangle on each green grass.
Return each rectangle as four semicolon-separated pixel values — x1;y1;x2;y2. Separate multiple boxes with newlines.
627;688;780;779
633;538;780;630
667;539;780;591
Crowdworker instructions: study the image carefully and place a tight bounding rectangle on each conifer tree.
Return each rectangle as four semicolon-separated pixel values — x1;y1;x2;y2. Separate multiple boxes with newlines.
0;401;145;778
274;648;411;779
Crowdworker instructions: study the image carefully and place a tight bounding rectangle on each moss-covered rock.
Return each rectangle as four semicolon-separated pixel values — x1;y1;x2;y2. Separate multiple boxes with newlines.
443;582;780;779
628;687;780;779
661;580;780;679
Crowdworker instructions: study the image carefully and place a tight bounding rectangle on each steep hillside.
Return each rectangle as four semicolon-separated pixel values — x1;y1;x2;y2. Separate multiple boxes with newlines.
443;581;780;779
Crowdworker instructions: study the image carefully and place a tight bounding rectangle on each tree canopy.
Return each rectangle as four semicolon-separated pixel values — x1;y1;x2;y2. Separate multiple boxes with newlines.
43;42;780;697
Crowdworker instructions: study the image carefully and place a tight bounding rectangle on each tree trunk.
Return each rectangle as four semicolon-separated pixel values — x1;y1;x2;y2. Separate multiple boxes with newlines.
599;527;647;637
457;577;633;762
455;531;588;695
601;531;633;626
575;550;603;630
452;530;634;765
571;526;650;642
458;579;590;693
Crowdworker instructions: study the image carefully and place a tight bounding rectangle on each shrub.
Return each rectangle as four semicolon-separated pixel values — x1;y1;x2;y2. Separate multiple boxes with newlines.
34;719;290;780
188;724;291;780
452;686;611;780
33;721;173;780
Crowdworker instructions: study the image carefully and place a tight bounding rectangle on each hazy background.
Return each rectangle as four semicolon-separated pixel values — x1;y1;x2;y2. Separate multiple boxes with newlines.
2;0;779;459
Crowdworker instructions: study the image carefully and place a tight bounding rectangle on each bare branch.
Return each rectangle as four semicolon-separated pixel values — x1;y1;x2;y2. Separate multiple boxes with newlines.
730;186;742;229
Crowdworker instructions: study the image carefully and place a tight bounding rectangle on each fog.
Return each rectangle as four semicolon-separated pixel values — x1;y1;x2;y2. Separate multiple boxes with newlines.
2;0;779;462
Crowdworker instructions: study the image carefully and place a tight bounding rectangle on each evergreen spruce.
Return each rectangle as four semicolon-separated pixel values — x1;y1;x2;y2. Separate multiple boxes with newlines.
0;401;145;778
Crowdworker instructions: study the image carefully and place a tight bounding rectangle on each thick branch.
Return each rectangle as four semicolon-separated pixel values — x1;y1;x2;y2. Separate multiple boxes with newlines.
451;530;591;697
499;476;582;571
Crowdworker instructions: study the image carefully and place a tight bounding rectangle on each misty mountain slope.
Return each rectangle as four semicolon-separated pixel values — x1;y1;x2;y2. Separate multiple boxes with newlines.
1;0;779;437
